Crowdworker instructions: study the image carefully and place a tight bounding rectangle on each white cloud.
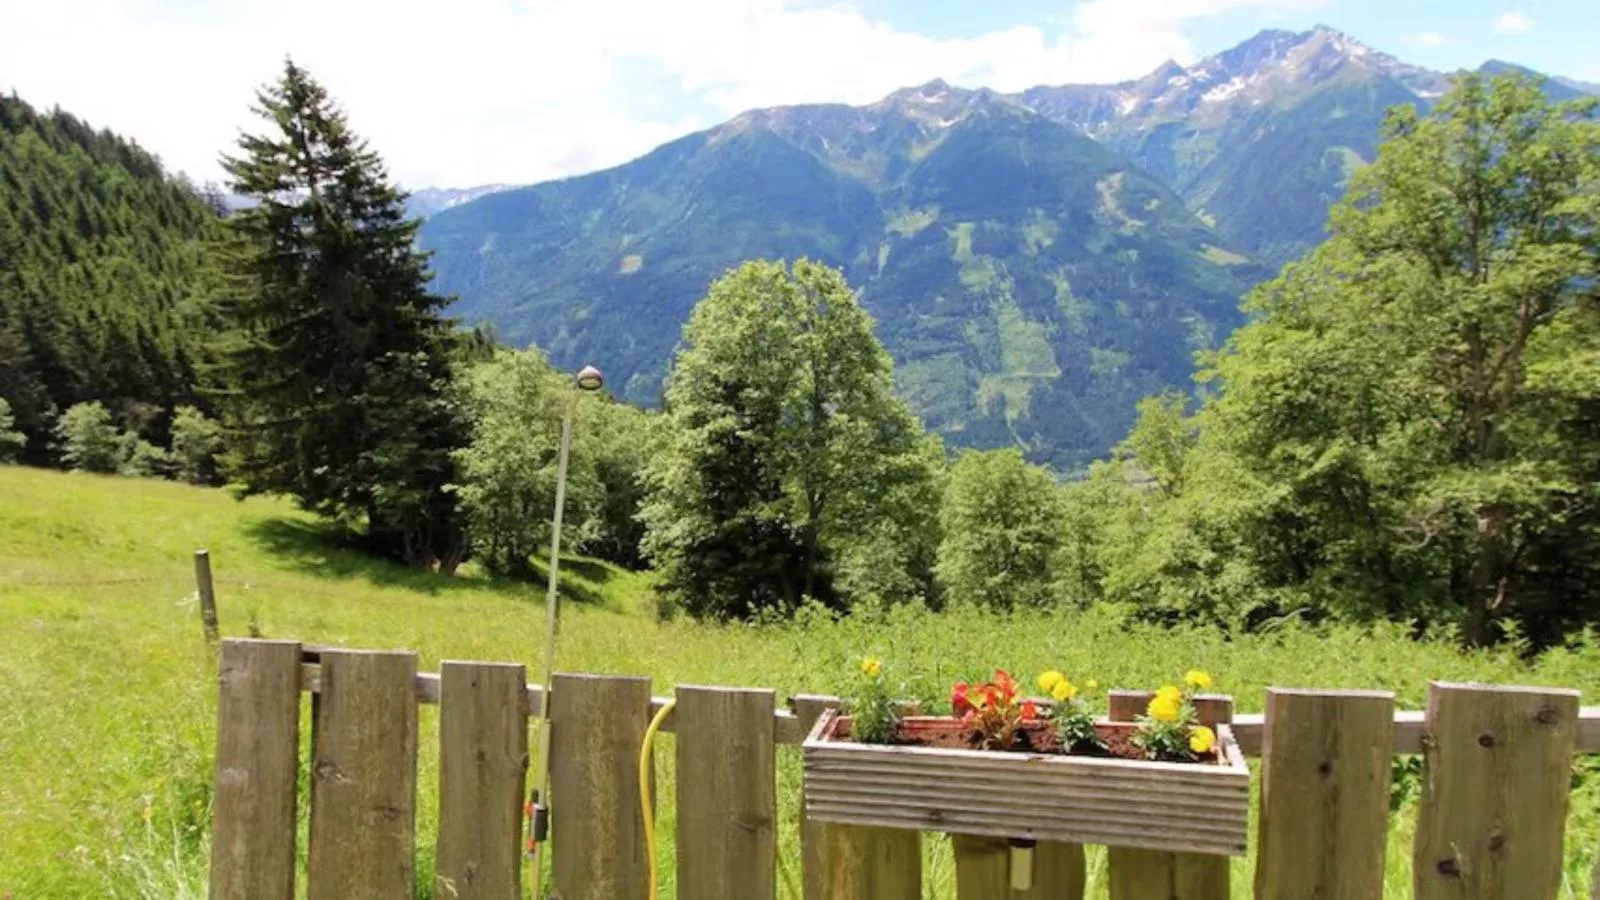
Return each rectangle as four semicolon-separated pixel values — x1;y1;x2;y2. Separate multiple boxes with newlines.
0;0;1330;187
1400;31;1453;49
1494;11;1536;34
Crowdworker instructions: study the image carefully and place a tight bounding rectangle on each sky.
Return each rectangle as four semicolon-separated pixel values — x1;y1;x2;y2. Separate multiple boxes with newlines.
1;0;1596;189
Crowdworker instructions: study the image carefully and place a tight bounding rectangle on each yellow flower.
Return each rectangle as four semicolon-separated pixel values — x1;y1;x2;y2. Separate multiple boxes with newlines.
1189;725;1217;754
1037;670;1065;693
1156;684;1182;703
1148;695;1181;723
1051;680;1076;702
1184;670;1214;692
860;657;882;678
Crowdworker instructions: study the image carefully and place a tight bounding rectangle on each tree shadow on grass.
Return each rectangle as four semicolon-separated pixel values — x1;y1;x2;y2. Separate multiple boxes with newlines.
242;516;618;608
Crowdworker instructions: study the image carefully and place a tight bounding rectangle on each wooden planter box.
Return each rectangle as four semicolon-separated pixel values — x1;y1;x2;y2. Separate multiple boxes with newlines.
802;711;1250;856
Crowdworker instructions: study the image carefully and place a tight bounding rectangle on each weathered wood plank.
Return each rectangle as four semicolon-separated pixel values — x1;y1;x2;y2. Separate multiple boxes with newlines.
675;685;778;900
194;549;219;643
1414;682;1579;900
953;835;1084;899
817;823;920;900
794;694;840;900
549;673;652;900
1107;847;1228;900
209;639;300;900
1106;691;1232;900
1253;689;1395;899
297;666;1600;754
435;661;528;900
804;717;1250;856
306;649;419;900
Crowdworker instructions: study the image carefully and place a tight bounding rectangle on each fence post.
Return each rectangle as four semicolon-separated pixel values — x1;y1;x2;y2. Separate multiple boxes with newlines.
793;694;922;900
209;639;301;900
794;694;840;900
1413;681;1579;900
436;661;529;900
550;673;653;900
194;548;219;643
306;649;420;900
1253;689;1395;899
675;685;778;900
953;835;1085;899
1106;690;1231;900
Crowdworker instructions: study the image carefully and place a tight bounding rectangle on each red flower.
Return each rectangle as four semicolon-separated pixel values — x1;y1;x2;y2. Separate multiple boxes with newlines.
1021;700;1038;721
951;682;973;716
981;685;1000;709
993;669;1017;701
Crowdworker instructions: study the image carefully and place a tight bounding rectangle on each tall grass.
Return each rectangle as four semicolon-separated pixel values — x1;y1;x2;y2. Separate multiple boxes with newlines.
2;465;1598;897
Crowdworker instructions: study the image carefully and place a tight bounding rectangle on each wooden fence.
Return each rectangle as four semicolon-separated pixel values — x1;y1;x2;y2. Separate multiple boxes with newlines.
209;638;1600;899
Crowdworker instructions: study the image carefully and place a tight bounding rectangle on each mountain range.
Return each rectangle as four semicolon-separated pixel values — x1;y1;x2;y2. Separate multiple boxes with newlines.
419;26;1598;469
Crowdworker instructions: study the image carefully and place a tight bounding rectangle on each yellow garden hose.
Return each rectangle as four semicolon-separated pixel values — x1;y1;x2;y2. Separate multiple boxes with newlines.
638;698;800;900
640;699;675;900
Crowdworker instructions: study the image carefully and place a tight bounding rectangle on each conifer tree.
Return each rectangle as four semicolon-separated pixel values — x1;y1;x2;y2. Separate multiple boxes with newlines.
215;60;467;569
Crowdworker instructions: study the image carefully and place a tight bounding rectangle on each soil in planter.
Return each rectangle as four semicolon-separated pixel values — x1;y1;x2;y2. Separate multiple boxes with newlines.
833;716;1218;764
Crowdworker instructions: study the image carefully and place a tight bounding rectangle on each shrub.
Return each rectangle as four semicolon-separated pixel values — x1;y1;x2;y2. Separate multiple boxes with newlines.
55;402;121;473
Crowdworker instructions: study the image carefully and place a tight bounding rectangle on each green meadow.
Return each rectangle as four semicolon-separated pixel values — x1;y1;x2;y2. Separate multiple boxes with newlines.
3;465;1599;897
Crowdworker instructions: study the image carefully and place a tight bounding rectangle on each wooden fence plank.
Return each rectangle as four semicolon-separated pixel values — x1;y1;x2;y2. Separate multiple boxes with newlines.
675;685;778;900
306;649;420;900
1106;690;1231;900
436;661;528;900
793;694;921;900
209;639;301;900
1252;689;1395;899
794;694;840;900
194;549;219;643
550;673;652;900
818;823;921;900
953;835;1084;899
1414;682;1579;900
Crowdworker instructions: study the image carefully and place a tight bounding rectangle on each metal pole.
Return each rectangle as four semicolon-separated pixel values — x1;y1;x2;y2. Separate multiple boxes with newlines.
528;388;577;892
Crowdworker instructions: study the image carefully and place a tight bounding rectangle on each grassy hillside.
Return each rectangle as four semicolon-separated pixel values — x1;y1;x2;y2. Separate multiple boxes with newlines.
3;466;1600;897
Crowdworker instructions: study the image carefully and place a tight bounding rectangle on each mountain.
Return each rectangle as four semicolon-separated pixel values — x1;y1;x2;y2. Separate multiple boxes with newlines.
422;83;1262;468
419;26;1588;468
404;184;511;218
1018;27;1450;267
0;91;220;461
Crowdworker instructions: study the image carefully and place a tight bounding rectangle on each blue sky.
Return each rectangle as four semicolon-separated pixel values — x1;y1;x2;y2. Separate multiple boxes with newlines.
2;0;1594;188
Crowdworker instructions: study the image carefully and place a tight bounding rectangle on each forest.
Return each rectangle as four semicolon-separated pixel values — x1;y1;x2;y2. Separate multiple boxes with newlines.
2;65;1597;650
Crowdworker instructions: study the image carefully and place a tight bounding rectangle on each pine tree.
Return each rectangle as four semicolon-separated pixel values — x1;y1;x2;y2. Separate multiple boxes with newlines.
214;60;467;568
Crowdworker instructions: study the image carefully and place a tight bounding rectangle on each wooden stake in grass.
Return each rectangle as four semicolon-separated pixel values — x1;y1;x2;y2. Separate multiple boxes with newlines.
195;548;220;643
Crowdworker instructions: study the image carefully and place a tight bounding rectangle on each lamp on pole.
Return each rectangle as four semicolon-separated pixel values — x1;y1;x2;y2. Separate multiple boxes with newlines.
527;364;603;890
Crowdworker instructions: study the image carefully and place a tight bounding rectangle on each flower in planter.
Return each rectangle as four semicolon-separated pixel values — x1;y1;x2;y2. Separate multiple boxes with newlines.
952;669;1036;751
847;656;898;744
1038;670;1105;753
1133;671;1218;762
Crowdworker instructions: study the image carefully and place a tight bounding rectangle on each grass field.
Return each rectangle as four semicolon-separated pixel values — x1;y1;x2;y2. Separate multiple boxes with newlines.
3;465;1600;897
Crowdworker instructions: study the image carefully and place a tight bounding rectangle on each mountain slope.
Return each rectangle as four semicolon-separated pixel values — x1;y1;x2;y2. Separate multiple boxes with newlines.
422;84;1261;468
1017;27;1596;267
1019;27;1442;265
404;184;511;218
0;91;220;460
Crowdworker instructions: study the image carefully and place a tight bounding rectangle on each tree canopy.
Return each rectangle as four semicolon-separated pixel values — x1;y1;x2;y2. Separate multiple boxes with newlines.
641;259;940;617
213;61;468;568
1068;73;1600;646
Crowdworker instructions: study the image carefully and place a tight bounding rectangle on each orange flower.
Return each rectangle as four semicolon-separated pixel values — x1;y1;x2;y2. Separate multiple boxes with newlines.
1021;700;1038;721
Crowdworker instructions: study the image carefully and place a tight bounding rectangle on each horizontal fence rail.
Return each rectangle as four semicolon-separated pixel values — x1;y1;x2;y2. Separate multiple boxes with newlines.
296;656;1600;756
210;640;1600;900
